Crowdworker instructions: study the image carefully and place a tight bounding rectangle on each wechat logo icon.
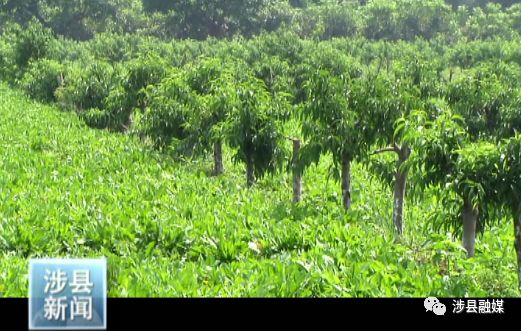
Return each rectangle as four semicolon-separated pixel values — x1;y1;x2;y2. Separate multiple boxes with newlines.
425;297;446;316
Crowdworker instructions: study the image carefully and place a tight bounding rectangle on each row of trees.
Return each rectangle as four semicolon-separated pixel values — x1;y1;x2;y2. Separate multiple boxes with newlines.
2;0;521;41
1;17;521;286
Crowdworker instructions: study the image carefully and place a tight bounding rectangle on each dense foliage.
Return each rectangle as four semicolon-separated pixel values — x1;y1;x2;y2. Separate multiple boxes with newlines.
1;0;521;296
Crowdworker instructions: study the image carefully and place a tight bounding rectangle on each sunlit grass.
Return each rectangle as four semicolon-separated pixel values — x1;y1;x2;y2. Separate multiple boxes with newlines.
0;84;518;297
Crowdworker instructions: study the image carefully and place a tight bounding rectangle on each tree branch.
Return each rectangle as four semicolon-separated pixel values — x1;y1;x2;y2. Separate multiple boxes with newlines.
393;142;401;153
283;135;300;143
371;144;401;156
371;147;396;155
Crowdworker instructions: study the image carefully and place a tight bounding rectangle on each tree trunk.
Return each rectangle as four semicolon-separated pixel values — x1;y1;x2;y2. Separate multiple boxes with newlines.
123;111;134;132
246;155;255;188
462;198;479;258
513;204;521;288
392;146;410;235
292;139;302;204
341;154;351;210
213;140;224;176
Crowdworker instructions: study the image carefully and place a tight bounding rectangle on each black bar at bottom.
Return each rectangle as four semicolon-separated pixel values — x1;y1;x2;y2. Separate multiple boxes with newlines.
0;298;514;330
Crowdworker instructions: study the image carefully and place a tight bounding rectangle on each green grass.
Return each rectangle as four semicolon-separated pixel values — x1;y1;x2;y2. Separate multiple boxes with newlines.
0;83;519;297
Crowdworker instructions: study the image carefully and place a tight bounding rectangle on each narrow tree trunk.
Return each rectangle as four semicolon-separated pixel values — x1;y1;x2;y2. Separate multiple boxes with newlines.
213;140;224;176
392;146;410;235
246;155;255;188
122;110;134;132
513;204;521;288
462;198;479;258
292;139;302;204
341;154;351;210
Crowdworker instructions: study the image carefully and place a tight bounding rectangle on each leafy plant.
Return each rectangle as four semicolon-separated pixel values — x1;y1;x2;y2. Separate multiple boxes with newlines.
20;59;64;102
